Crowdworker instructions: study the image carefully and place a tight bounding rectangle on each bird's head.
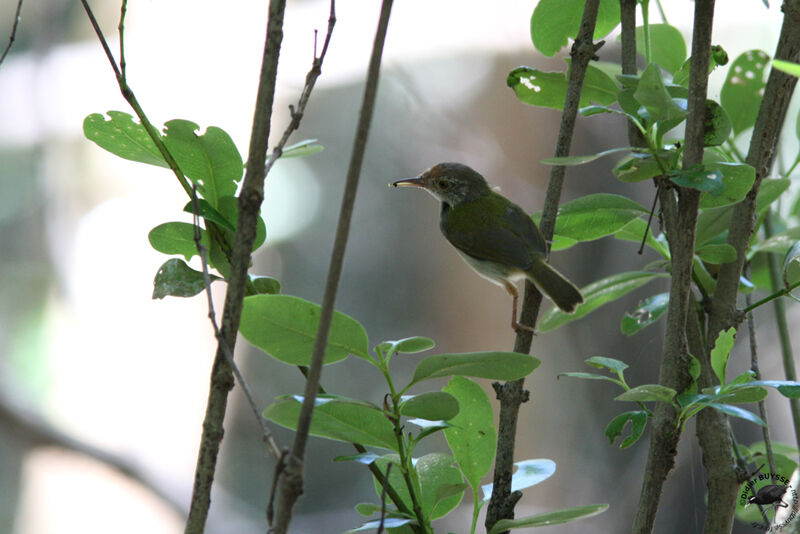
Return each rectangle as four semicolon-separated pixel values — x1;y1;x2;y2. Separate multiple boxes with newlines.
392;162;491;206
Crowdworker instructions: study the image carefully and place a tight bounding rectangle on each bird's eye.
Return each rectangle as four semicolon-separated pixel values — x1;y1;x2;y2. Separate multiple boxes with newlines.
437;179;450;190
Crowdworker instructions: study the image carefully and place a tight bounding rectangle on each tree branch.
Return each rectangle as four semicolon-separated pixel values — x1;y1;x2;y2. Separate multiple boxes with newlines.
632;2;716;533
184;1;287;531
0;0;23;67
270;1;394;532
485;0;602;530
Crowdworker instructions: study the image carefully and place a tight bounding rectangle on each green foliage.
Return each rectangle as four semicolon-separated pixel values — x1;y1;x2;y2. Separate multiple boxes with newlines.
240;295;370;365
152;258;220;299
488;504;610;533
634;24;687;74
530;0;620;57
507;64;617;110
720;50;770;136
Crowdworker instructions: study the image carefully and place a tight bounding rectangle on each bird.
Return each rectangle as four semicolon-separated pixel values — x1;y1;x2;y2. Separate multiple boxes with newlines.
747;484;789;509
392;162;583;332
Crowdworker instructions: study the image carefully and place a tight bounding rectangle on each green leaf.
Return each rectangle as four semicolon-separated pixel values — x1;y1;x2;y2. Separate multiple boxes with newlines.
668;167;724;195
702;99;732;147
443;377;496;492
379;336;436;356
540;147;632;166
695;178;791;246
488;504;609;533
532;194;648;248
148;222;207;261
696;244;737;264
613;154;664;183
372;453;464;520
240;294;369;365
399;392;459;421
557;372;624;387
161;120;243;208
182;199;236;231
251;275;281;295
706;403;766;426
507;64;617;111
539;271;668;332
615;384;677;403
731;380;800;398
334;452;381;465
152;258;219;299
635;24;687;74
407;352;540;389
614;218;670;258
749;227;800;257
264;395;396;450
482;459;557;502
605;411;648;448
721;50;770;136
215;196;267;252
621;292;669;336
83;111;167;168
634;63;688;123
782;241;800;288
710;327;737;385
698;163;755;209
585;356;629;374
346;518;413;532
530;0;619;56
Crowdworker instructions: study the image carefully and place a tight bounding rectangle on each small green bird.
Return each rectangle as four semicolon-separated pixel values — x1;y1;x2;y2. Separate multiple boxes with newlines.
392;162;583;332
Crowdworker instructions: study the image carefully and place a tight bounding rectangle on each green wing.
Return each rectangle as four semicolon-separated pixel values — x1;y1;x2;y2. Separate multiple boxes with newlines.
440;193;546;270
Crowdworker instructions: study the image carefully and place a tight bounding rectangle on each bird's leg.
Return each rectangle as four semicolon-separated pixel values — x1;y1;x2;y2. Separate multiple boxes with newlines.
503;281;535;333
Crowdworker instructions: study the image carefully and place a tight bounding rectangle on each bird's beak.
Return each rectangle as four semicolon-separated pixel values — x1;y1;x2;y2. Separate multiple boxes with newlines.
391;176;425;188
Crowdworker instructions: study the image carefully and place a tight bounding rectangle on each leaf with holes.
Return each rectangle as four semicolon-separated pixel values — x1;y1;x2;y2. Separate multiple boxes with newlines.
721;50;770;136
152;258;220;299
83;111;167;167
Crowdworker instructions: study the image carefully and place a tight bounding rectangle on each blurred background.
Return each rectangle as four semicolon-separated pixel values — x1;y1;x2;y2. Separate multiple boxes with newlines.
0;0;797;533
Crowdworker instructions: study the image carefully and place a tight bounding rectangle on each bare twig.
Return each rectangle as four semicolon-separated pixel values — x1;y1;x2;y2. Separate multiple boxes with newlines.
190;187;282;462
485;0;602;530
79;0;194;199
270;1;394;532
0;0;23;67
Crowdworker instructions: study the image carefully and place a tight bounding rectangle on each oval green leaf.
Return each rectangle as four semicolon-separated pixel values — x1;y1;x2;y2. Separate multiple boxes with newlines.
148;222;207;260
407;352;540;389
635;24;686;74
399;392;459;421
782;241;800;288
696;244;737;264
240;294;369;365
615;384;677;403
698;163;755;209
83;111;167;168
540;271;668;332
443;377;496;492
621;292;669;336
264;395;396;450
482;459;557;502
488;504;609;534
721;50;770;136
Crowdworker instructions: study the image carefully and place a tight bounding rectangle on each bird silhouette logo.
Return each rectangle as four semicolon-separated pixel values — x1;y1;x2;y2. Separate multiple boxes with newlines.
746;484;789;510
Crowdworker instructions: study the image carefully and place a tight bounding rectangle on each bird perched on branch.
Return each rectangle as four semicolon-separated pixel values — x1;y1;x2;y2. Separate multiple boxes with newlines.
392;162;583;332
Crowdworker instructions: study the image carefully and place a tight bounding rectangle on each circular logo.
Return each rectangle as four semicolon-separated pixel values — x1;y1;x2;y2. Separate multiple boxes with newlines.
740;473;798;531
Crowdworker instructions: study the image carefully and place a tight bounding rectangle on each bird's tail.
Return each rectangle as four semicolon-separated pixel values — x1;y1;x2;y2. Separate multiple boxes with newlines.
526;259;584;314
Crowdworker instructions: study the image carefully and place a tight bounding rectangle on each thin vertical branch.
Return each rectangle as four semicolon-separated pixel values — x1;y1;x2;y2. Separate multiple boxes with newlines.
270;1;394;532
632;2;716;533
764;214;800;452
485;0;603;530
184;0;287;531
0;0;23;67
